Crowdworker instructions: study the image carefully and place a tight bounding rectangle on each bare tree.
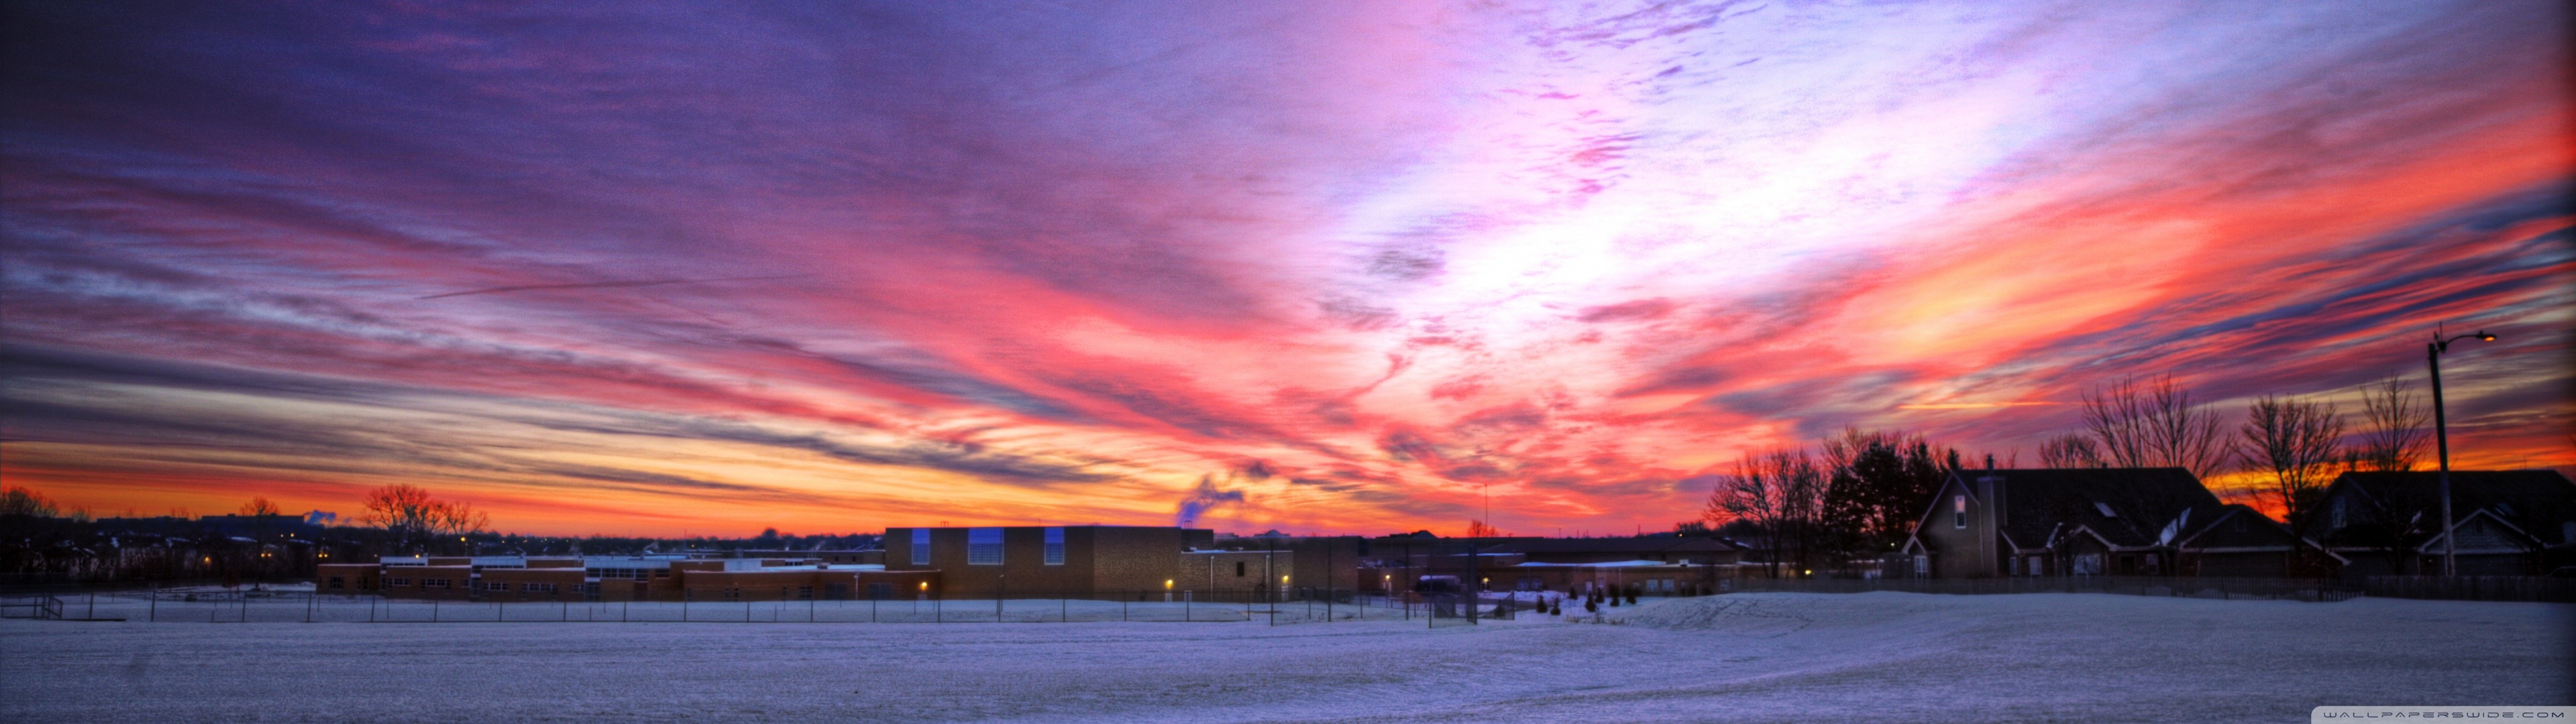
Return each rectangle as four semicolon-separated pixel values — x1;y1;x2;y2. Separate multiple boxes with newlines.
1703;448;1822;578
359;484;487;553
1463;520;1501;538
2038;433;2106;469
2082;374;2228;477
2237;395;2344;526
2355;375;2428;472
239;497;280;517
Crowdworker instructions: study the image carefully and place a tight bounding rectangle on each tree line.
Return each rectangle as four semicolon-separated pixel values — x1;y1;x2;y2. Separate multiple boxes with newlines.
2037;373;2431;529
1699;373;2439;576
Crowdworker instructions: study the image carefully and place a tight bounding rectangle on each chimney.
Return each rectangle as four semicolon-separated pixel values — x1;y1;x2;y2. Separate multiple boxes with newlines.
1986;453;1995;470
1976;474;2004;577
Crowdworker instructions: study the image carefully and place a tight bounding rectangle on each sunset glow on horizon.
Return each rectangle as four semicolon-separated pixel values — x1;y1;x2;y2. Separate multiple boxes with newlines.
4;1;2570;537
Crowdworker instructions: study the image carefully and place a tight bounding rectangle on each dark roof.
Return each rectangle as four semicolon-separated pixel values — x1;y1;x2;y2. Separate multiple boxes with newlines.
1483;536;1744;555
1955;468;2225;549
2320;470;2576;546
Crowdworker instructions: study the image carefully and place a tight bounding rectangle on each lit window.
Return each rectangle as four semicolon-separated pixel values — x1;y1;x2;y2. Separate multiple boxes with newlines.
1953;495;1967;528
1044;527;1065;566
968;528;1004;565
911;528;930;565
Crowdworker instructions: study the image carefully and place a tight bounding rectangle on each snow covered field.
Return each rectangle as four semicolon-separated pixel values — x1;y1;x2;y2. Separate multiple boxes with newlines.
3;592;2567;722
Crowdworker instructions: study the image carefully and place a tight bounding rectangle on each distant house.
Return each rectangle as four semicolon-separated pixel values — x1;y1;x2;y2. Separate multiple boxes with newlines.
1903;468;2330;579
2171;504;2343;578
2307;470;2576;577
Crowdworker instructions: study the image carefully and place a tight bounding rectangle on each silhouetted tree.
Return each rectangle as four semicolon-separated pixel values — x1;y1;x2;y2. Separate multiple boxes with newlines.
2039;433;2106;469
1821;428;1960;568
1705;448;1823;578
2239;395;2344;526
2355;375;2428;473
2082;374;2228;477
1;486;59;518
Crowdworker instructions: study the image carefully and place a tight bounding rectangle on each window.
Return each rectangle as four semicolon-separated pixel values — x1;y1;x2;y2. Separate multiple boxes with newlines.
387;577;411;587
327;577;345;590
484;581;508;591
1044;527;1065;566
968;527;1004;565
527;583;556;593
1953;495;1967;528
1913;556;1927;575
912;528;931;565
1235;560;1246;577
798;586;814;600
425;579;450;589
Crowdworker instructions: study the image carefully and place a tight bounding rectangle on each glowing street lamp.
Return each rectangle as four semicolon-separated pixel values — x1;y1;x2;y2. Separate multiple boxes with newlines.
2428;329;2497;577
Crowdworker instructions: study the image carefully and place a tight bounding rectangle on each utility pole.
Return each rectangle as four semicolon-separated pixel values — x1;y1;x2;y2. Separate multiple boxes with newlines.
2428;329;2496;578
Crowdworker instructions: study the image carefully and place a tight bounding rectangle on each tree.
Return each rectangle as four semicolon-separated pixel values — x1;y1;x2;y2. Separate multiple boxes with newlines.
358;484;488;553
1821;428;1959;568
2237;395;2344;526
2038;433;2106;469
2081;374;2228;477
2355;375;2428;472
1463;520;1501;538
0;486;59;518
239;497;280;517
1704;448;1822;578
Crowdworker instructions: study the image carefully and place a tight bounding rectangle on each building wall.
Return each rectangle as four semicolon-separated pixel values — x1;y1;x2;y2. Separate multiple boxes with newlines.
477;568;588;601
1917;477;1998;578
1177;550;1290;600
678;570;851;601
378;565;473;599
317;563;377;593
887;526;1191;597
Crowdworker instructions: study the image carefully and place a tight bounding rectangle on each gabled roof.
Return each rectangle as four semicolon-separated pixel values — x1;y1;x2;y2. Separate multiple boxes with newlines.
2320;470;2576;546
1939;468;2226;549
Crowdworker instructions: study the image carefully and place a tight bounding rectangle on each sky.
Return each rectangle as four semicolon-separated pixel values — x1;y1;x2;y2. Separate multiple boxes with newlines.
3;1;2569;538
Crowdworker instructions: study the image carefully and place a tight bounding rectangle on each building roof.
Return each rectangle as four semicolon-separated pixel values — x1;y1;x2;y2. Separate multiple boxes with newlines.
2320;470;2576;546
1481;536;1745;556
1949;468;2225;550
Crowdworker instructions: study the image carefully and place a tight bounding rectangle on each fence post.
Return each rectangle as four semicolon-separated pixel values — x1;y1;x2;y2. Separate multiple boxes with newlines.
305;592;314;623
149;587;157;623
433;598;440;623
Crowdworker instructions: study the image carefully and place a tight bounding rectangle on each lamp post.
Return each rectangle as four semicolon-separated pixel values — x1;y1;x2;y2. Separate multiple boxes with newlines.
2427;328;2496;577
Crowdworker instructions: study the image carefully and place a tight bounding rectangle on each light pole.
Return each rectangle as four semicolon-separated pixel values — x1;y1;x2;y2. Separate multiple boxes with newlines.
2427;328;2496;577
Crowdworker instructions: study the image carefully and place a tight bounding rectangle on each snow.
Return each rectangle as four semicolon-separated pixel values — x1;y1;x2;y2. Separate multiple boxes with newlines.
1;592;2565;722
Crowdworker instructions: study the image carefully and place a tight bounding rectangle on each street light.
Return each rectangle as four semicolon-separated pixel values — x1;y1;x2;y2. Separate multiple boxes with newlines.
2428;328;2496;577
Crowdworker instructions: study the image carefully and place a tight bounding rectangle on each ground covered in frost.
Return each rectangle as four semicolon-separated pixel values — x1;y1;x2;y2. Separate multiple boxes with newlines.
3;592;2568;723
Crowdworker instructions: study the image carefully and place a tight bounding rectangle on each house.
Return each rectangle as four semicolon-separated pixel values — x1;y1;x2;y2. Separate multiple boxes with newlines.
1906;468;2229;578
2307;470;2576;577
2171;504;2344;578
